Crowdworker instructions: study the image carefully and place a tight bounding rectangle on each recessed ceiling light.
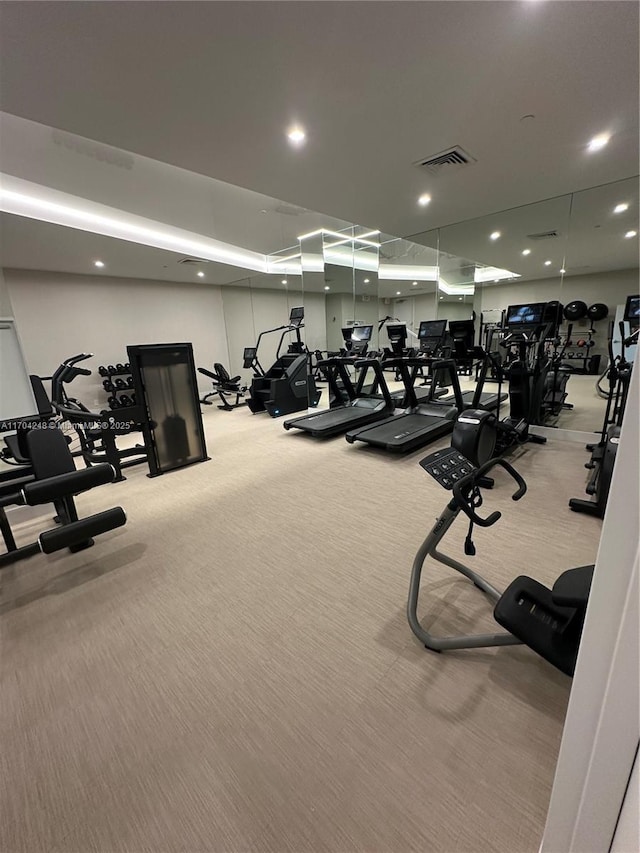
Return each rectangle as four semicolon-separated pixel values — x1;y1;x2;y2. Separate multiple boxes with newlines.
490;231;501;241
560;268;566;274
281;278;288;284
587;133;610;152
324;285;330;291
287;126;306;145
439;296;444;300
458;297;463;300
522;249;531;256
625;230;637;239
197;271;205;278
614;203;629;214
418;194;432;207
412;281;418;286
544;260;552;266
364;278;370;284
396;291;401;296
494;279;500;283
94;260;105;268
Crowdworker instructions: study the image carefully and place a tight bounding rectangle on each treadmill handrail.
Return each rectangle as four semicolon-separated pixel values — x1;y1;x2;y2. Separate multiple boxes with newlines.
353;359;394;410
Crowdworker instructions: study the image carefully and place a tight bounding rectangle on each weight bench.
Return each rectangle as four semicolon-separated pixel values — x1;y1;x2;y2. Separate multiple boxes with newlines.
198;364;247;410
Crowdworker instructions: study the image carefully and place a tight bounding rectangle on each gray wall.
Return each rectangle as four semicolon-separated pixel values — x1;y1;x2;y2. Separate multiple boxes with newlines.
3;268;229;408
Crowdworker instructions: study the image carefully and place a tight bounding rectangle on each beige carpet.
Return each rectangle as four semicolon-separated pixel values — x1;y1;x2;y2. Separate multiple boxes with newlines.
0;402;603;853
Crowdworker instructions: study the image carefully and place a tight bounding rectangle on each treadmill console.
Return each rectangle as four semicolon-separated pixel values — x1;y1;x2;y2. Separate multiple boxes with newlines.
418;319;447;355
350;324;373;356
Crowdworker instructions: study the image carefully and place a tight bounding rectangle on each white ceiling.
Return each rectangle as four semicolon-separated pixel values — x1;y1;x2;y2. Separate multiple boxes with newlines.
0;1;638;300
1;0;638;238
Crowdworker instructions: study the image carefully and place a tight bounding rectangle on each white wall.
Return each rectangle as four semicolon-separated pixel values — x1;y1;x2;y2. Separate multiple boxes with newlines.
541;365;639;852
221;285;327;381
0;268;13;316
3;268;229;408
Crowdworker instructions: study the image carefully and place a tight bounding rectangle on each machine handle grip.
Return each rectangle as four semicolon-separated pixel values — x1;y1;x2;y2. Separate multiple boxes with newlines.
64;353;93;365
453;457;527;527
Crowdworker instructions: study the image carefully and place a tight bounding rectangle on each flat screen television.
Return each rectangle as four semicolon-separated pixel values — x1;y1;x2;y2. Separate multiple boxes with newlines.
351;325;373;342
506;302;546;326
418;320;447;340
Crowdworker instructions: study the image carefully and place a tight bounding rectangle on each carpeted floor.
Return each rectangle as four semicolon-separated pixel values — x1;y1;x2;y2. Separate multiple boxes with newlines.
0;399;603;853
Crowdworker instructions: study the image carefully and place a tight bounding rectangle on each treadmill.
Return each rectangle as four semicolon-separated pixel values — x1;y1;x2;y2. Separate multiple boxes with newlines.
442;320;506;411
345;357;466;453
283;357;395;438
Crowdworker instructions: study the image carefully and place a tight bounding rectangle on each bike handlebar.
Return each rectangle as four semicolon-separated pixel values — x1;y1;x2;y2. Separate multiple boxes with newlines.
453;457;527;527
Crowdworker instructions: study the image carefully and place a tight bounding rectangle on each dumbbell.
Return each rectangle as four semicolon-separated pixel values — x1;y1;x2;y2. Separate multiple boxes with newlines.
98;365;108;377
102;379;113;391
127;376;134;388
130;393;136;404
114;378;127;389
107;396;119;409
124;362;130;371
107;364;116;374
116;363;125;372
577;339;586;348
119;394;132;407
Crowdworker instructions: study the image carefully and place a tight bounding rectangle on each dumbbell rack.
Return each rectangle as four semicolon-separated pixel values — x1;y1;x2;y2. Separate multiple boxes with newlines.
559;323;603;375
99;363;137;409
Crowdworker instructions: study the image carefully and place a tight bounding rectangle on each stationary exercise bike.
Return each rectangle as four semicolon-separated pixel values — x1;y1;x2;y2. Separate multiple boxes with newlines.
407;447;593;675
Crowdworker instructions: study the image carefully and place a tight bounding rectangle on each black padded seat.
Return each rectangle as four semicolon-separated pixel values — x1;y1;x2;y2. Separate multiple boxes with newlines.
494;575;584;676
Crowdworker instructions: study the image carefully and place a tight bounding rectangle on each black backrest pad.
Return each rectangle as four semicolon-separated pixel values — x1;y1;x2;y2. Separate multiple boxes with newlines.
26;427;76;480
214;363;231;383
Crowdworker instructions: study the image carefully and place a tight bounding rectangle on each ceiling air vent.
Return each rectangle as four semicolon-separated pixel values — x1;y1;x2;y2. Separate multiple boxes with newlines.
178;257;211;265
526;230;560;240
414;146;477;174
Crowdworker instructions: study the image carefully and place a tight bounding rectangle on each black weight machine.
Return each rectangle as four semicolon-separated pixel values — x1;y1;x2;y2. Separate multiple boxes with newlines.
0;426;126;568
245;307;322;417
408;446;593;676
50;353;149;482
569;295;638;519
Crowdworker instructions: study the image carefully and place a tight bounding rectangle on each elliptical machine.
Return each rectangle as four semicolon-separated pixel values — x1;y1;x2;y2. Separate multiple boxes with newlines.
569;297;637;518
450;303;549;466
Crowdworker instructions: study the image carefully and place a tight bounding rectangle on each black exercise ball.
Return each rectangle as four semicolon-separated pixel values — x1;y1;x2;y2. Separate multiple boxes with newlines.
563;300;588;321
587;302;609;321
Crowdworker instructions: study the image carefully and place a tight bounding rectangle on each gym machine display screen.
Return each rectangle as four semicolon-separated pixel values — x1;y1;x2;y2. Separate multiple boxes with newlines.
289;306;304;326
624;295;639;323
351;325;373;342
127;343;209;476
386;324;406;340
418;320;447;339
341;327;353;342
506;302;547;326
243;347;257;367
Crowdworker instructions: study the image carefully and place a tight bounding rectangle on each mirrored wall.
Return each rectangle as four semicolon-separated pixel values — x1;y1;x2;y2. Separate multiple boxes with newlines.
295;176;638;432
